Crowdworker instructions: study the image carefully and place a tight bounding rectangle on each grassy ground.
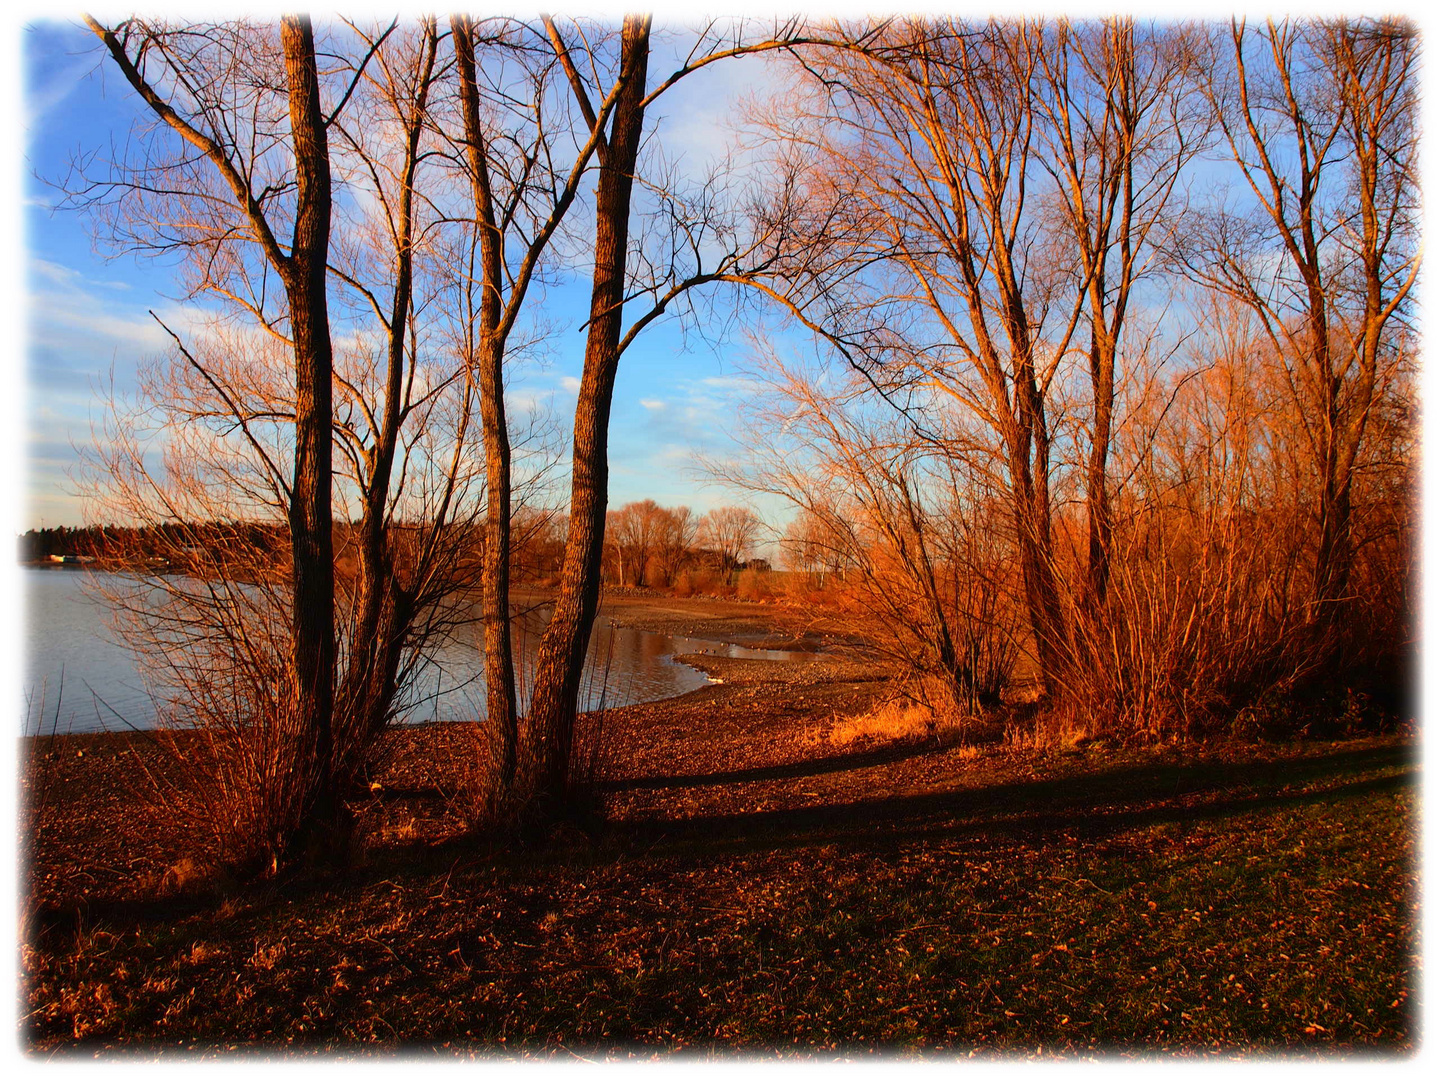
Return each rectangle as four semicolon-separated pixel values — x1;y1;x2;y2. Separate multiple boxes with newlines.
19;643;1419;1058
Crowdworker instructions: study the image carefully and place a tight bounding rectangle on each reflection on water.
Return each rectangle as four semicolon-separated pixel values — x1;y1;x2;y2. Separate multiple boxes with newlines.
20;567;809;735
412;607;720;726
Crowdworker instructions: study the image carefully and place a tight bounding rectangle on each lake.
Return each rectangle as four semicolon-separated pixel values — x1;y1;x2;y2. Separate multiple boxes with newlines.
20;567;806;736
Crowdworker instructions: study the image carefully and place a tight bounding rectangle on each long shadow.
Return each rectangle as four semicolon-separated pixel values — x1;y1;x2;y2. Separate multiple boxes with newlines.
599;738;1413;798
617;742;1409;800
365;742;1416;875
606;743;1418;858
29;742;1417;936
615;771;1415;862
598;739;945;791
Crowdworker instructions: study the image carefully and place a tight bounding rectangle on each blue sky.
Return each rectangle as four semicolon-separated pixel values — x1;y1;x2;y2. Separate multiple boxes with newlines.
10;4;1438;547
14;15;804;532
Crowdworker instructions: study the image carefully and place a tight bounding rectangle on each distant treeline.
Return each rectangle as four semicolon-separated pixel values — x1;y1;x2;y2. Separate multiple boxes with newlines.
15;510;773;588
18;522;289;565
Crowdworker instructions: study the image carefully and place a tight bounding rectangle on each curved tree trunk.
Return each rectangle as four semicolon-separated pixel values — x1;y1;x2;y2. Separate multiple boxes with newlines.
522;15;651;811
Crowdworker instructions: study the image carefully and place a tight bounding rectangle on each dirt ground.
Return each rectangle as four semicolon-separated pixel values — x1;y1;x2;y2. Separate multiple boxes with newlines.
21;671;886;908
18;594;1420;1055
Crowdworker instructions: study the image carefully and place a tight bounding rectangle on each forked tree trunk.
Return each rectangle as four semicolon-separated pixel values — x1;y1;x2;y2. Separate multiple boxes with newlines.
1004;404;1068;699
338;25;438;781
522;15;651;810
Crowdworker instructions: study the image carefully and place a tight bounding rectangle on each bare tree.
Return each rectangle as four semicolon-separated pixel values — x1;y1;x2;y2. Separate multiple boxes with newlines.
698;505;763;578
324;18;443;792
75;17;505;867
518;15;854;809
445;14;626;801
652;504;698;586
1189;18;1418;637
607;499;673;586
745;19;1218;699
521;14;653;805
1031;19;1203;608
83;14;349;866
723;355;1018;711
769;20;1088;695
781;507;847;586
720;16;1416;736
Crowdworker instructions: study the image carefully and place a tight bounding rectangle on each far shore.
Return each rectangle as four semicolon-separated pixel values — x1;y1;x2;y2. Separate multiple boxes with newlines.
526;586;870;654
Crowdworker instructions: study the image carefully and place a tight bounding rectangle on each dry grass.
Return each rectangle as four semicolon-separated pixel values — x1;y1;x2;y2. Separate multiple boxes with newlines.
822;699;978;752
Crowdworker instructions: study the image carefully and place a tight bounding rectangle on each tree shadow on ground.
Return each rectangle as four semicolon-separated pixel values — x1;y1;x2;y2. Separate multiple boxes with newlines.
597;738;945;791
393;740;1416;874
31;740;1417;936
609;743;1415;860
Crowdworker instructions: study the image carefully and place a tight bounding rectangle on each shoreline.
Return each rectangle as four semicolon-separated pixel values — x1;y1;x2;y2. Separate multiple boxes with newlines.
534;586;870;654
21;584;858;738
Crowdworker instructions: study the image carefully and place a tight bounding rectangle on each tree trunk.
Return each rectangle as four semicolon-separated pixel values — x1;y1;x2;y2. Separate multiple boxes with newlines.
1008;435;1067;699
452;16;519;793
522;15;651;811
278;14;340;865
1000;338;1068;700
1085;315;1116;610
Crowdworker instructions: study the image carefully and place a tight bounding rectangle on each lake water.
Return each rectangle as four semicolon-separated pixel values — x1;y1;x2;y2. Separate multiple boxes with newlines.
19;567;807;736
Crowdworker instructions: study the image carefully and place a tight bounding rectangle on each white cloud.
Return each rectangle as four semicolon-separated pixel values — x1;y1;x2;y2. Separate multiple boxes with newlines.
639;398;667;411
699;374;764;393
30;258;83;288
32;256;138;296
29;300;169;359
559;375;582;394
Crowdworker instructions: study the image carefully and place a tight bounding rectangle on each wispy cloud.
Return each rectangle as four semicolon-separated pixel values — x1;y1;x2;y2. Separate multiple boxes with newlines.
24;48;98;131
699;375;764;393
29;297;170;361
647;46;791;180
507;389;546;415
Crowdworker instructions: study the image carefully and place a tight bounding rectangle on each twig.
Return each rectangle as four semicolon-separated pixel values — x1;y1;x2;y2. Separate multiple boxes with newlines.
361;934;414;976
1050;875;1114;896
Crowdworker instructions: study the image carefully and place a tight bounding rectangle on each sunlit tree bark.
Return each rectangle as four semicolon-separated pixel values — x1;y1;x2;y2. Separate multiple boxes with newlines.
446;13;632;801
524;14;654;806
519;14;839;809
